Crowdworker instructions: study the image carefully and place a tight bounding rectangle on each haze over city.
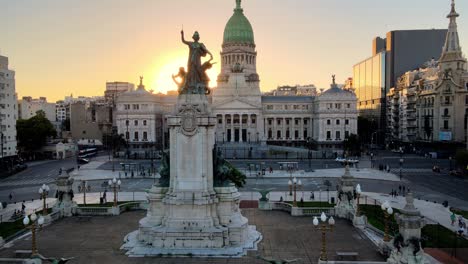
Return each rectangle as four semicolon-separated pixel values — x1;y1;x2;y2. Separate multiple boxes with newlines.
1;0;467;101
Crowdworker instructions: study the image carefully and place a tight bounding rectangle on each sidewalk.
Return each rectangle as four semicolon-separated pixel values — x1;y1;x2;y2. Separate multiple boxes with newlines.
248;168;400;182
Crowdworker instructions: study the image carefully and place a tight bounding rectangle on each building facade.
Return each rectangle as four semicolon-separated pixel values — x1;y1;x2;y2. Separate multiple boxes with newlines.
18;96;56;121
115;78;164;157
0;54;18;159
353;28;447;144
386;0;468;144
104;81;135;103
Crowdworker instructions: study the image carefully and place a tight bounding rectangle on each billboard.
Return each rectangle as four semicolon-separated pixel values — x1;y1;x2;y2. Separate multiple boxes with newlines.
439;131;452;141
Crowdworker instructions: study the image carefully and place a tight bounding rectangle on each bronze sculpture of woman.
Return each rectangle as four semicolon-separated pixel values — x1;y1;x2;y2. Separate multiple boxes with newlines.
180;30;213;94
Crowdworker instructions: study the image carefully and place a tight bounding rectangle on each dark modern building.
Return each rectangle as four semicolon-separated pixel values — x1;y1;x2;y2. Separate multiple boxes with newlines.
353;29;447;144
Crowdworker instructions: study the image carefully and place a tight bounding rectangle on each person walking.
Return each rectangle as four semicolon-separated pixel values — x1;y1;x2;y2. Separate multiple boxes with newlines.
451;212;457;226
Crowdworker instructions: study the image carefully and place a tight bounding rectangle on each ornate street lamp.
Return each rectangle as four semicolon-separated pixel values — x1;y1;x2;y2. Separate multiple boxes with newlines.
108;177;121;207
288;177;302;207
38;184;50;216
23;213;44;257
381;201;394;242
355;184;362;216
313;212;335;261
78;180;90;205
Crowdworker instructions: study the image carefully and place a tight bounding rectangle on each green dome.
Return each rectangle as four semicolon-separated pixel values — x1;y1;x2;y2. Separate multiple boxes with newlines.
223;3;255;45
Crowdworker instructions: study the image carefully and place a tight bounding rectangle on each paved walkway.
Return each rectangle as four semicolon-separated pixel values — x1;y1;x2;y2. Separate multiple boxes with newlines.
0;210;384;263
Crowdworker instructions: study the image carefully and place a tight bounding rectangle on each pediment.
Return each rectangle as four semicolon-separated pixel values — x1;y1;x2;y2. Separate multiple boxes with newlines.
212;98;259;110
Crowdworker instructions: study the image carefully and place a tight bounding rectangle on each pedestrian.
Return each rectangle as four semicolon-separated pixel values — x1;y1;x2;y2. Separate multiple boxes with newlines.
451;212;456;226
458;224;465;237
21;201;26;213
103;190;107;203
399;185;402;194
8;193;12;201
402;186;406;194
269;166;273;173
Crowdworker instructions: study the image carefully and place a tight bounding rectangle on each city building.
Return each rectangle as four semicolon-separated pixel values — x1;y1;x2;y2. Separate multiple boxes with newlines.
0;54;18;160
18;96;56;121
69;99;112;144
115;77;164;158
386;0;468;145
314;78;358;149
353;28;447;143
104;81;135;103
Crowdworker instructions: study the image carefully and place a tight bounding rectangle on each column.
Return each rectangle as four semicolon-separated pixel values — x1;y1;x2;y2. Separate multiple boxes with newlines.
273;117;277;140
231;114;234;142
222;114;226;142
300;117;304;140
239;114;243;143
282;118;286;140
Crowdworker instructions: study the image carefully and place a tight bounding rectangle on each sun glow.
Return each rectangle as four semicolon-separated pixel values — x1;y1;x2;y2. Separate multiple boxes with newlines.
151;52;219;94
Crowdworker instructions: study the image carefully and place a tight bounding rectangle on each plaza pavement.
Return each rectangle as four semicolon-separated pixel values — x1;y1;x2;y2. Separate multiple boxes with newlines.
0;210;385;264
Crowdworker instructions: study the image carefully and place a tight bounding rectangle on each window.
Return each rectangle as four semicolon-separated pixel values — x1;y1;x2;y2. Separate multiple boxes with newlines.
277;130;282;138
293;105;299;110
465;95;468;105
336;119;340;125
295;130;299;138
286;119;290;125
268;130;272;138
218;118;222;124
295;119;299;125
133;104;139;110
444;120;449;129
143;132;148;140
346;103;351;108
268;119;272;125
327;103;333;109
303;130;308;138
267;105;273;110
345;119;349;125
286;130;290;138
304;119;308;125
443;108;449;116
345;131;349;138
134;132;139;141
124;104;130;110
143;120;147;126
277;119;281;125
445;96;450;104
284;105;289;110
251;116;256;124
336;131;341;140
326;131;331;140
125;120;129;126
335;103;341;109
134;120;138;126
327;120;331;125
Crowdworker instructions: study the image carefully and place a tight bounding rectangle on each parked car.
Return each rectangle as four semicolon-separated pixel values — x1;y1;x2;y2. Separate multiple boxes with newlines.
78;158;89;164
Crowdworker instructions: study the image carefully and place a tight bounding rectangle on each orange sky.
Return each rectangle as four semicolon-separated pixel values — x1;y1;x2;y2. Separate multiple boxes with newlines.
1;0;466;102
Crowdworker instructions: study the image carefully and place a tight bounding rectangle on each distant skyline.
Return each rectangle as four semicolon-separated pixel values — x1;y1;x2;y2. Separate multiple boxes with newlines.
1;0;466;101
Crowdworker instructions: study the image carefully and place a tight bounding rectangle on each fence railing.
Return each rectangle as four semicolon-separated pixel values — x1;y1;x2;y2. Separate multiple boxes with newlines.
271;202;292;212
75;207;110;216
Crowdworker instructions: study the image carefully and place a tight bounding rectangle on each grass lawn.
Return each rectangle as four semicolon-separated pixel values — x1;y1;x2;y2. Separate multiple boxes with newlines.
0;208;52;239
361;204;468;248
450;207;468;219
284;201;335;208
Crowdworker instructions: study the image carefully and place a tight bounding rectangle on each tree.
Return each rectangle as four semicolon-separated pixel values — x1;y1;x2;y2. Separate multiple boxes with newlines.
455;149;468;172
17;110;56;151
343;134;361;156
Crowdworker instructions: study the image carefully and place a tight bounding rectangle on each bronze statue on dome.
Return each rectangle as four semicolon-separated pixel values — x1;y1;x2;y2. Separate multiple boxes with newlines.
179;30;214;95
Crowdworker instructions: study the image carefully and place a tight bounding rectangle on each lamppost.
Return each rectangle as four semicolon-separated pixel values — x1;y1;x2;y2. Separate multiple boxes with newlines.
370;152;374;168
288;177;302;207
355;184;362;216
23;213;44;257
313;212;335;261
399;158;404;181
287;165;295;195
381;201;394;242
108;177;121;206
449;156;452;171
78;180;90;205
38;184;50;216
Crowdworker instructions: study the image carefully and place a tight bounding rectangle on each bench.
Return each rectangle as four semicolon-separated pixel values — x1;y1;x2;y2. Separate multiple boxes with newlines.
14;250;32;258
336;251;359;261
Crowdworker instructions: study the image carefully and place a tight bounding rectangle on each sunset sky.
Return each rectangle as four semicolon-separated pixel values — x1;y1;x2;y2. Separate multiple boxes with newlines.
1;0;466;102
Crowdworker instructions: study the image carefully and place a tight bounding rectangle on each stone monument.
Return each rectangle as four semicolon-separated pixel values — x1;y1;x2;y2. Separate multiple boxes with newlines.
53;168;76;217
335;165;356;219
122;29;261;257
386;193;427;264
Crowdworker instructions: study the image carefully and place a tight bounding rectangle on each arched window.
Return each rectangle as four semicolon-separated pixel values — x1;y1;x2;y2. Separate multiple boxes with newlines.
134;131;139;141
125;131;129;139
444;108;449;116
143;131;148;140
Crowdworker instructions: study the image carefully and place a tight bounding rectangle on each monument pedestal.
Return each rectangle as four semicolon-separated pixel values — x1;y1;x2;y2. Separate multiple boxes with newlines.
52;169;76;217
122;94;261;257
